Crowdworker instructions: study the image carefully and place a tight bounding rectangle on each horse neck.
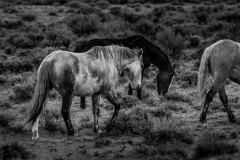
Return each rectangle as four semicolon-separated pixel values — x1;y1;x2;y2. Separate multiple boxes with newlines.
149;45;173;73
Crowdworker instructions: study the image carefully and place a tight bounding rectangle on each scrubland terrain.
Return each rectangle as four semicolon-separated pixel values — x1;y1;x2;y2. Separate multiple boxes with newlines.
1;0;240;159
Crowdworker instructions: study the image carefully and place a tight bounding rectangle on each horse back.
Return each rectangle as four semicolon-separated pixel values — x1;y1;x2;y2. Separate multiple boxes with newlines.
209;40;240;80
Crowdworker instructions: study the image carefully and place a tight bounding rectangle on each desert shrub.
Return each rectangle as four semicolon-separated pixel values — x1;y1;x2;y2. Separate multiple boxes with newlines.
0;112;15;127
0;19;24;29
76;3;98;15
21;13;36;21
121;8;141;23
194;11;208;24
216;11;240;23
176;71;198;86
97;0;110;9
49;11;57;16
193;131;238;159
42;105;62;133
3;6;18;13
9;82;35;102
30;47;55;67
152;6;166;18
148;107;171;119
99;20;135;38
134;19;156;36
109;6;122;16
166;91;190;102
95;137;112;148
42;24;76;49
66;1;83;8
121;95;139;108
135;143;188;159
206;21;224;33
66;14;100;36
0;102;11;109
0;59;34;74
6;31;44;48
105;107;152;136
187;35;203;47
4;45;15;55
156;29;185;59
0;76;7;85
0;142;34;160
107;0;129;4
143;119;194;145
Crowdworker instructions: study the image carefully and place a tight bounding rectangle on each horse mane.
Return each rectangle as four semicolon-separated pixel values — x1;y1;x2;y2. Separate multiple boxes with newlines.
134;35;173;72
88;45;138;63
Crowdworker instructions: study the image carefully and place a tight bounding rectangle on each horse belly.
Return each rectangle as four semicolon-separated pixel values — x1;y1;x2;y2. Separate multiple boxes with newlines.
229;65;240;84
73;79;101;96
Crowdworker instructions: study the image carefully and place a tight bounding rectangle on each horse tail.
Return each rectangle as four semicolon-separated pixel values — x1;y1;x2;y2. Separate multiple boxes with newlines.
24;60;53;130
197;46;213;101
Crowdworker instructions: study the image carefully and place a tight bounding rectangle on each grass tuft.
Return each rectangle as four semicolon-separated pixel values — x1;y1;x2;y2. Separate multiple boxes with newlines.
0;142;34;160
193;131;238;159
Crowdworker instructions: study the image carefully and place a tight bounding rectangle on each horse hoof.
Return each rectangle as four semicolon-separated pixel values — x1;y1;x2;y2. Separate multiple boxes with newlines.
93;129;102;134
32;130;39;140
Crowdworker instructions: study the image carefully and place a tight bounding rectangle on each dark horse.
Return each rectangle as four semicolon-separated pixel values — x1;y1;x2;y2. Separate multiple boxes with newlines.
75;35;175;109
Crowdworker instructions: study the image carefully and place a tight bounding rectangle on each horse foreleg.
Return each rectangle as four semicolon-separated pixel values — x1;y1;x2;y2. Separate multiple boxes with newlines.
219;86;236;123
32;117;40;140
104;92;120;121
200;83;222;123
128;83;133;95
92;94;100;133
137;87;142;100
61;94;74;136
80;97;86;109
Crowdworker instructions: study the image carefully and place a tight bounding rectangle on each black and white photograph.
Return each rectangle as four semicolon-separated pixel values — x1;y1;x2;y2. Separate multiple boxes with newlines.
1;0;240;159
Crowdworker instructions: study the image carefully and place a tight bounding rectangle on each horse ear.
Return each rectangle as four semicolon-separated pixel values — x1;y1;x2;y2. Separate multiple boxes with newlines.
138;48;143;57
173;64;176;69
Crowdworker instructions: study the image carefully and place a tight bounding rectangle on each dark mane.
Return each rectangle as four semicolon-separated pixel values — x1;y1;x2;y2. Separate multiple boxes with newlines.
132;35;173;72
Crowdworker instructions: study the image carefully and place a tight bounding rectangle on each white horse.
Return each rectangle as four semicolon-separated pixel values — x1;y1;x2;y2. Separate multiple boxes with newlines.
24;45;143;139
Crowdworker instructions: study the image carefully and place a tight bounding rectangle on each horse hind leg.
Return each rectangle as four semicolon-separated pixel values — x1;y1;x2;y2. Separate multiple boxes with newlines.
61;94;74;136
200;82;223;123
80;97;86;109
219;86;236;123
32;117;40;139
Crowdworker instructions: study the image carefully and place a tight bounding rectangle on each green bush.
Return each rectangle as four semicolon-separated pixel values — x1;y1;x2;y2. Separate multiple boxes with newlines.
66;14;101;36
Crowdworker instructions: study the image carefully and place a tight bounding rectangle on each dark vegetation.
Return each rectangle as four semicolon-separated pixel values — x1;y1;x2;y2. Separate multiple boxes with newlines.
0;142;34;160
1;0;240;159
